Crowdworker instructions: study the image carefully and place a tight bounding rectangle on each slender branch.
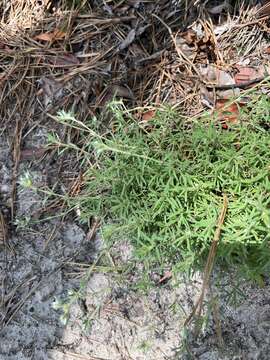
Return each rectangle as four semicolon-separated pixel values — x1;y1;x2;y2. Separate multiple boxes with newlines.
184;194;228;327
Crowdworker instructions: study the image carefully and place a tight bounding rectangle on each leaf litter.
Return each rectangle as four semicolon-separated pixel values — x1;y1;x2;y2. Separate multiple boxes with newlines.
1;1;270;359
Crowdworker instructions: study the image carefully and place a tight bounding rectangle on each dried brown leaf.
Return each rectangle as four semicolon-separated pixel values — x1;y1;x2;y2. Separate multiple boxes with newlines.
181;29;197;45
200;65;235;86
215;100;245;129
235;66;267;85
141;109;156;122
34;29;66;42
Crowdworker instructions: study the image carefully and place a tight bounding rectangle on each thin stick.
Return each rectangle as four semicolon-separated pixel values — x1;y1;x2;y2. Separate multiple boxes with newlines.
184;194;228;326
11;118;22;221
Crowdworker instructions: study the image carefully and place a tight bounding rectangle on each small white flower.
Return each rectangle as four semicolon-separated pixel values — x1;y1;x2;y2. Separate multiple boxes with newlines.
18;171;33;189
51;298;62;310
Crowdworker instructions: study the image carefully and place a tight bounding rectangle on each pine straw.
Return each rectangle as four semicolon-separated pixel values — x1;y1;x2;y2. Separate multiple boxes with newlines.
0;0;268;130
0;1;188;126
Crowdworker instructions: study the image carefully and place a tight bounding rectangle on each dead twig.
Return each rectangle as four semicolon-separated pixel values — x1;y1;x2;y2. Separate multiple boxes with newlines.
11;118;22;221
184;194;228;327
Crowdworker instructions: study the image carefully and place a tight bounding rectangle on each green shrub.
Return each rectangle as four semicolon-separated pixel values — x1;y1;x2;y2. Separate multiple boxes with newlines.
73;100;270;278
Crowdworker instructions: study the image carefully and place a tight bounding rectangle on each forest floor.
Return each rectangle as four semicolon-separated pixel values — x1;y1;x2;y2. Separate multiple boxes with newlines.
1;1;270;359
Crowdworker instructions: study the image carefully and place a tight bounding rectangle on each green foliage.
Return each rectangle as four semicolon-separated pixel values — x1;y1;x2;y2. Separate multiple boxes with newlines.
73;100;270;277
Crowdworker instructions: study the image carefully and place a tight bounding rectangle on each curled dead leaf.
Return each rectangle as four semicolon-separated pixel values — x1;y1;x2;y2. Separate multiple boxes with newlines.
34;29;66;42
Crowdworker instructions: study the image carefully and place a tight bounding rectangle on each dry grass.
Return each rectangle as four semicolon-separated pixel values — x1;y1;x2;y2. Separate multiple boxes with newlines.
0;1;186;126
0;1;267;130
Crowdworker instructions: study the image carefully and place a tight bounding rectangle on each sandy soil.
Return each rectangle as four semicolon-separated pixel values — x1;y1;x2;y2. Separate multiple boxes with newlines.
1;125;270;360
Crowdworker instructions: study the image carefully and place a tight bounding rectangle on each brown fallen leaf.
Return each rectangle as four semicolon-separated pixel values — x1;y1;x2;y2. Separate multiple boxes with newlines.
20;148;47;161
200;65;235;87
215;99;246;129
200;65;239;99
141;109;156;122
181;29;197;45
0;42;12;52
34;29;66;42
234;66;267;86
